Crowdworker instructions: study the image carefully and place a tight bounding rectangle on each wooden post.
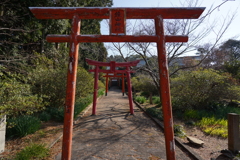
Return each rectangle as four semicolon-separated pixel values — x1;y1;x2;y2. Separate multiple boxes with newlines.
122;74;125;96
155;15;176;160
126;67;134;115
228;113;240;152
62;15;80;160
92;66;99;115
105;73;109;96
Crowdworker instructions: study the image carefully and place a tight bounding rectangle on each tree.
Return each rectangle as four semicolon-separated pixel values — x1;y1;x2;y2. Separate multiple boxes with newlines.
107;0;236;90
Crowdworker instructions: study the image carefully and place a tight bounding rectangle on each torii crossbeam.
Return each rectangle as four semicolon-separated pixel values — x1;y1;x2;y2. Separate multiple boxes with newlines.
30;7;205;160
86;58;139;115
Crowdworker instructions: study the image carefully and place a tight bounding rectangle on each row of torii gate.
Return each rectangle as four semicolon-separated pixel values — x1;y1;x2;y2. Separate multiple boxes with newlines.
30;6;205;160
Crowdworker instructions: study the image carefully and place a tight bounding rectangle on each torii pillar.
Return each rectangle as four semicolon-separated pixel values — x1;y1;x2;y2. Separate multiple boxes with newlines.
86;59;139;115
30;7;205;160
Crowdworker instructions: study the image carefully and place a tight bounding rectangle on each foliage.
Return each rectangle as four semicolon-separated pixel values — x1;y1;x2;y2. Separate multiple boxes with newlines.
7;115;41;138
30;66;94;108
0;71;45;117
171;69;240;111
15;143;49;160
38;111;51;122
74;95;93;119
197;117;228;138
135;96;146;104
174;124;186;138
98;88;105;96
131;74;158;96
223;60;240;80
46;107;64;122
152;96;161;105
146;107;163;120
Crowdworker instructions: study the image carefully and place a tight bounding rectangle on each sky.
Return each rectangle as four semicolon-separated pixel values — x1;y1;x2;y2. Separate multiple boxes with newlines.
100;0;240;56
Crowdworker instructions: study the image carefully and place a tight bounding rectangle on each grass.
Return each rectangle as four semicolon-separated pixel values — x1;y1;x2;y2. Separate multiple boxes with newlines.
197;117;228;138
135;96;146;104
181;104;240;138
14;143;49;160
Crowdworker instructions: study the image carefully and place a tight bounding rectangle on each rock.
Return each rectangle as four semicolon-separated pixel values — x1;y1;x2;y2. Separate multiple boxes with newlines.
187;136;204;146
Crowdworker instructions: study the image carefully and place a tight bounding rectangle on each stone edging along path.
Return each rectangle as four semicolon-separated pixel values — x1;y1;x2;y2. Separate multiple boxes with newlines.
48;95;203;160
133;100;204;160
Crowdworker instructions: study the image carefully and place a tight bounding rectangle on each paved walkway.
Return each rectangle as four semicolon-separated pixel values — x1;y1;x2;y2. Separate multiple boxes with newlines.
56;86;190;160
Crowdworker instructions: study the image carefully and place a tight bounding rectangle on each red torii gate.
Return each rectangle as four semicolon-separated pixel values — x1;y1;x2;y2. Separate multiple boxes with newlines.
103;73;126;96
30;7;205;160
86;58;139;115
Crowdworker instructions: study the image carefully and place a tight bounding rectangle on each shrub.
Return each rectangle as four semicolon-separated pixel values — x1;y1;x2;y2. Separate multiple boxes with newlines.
30;66;94;108
135;96;146;104
47;107;64;122
174;124;186;138
146;107;163;120
7;115;41;138
152;96;161;105
197;117;228;138
132;74;158;97
15;143;49;160
0;72;45;117
74;95;92;118
171;69;240;111
39;111;51;122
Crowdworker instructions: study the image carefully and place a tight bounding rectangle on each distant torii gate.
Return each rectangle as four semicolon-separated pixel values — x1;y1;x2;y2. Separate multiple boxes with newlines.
30;7;204;160
86;58;139;115
103;73;126;96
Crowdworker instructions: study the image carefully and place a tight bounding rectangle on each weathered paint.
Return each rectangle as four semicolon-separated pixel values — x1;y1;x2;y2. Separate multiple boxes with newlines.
46;35;188;43
155;15;176;160
92;66;99;115
126;67;134;114
62;15;80;160
29;7;205;19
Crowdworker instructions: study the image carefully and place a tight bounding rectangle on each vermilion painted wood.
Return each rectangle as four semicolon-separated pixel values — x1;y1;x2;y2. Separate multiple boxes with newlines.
46;35;188;43
62;15;80;160
122;74;125;96
89;69;135;74
103;75;126;78
155;16;175;160
92;66;99;115
29;7;204;19
105;74;109;96
103;73;126;96
86;58;140;67
86;59;138;115
126;66;134;114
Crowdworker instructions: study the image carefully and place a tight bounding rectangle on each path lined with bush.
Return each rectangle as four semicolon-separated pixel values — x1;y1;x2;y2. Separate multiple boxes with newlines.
56;86;190;160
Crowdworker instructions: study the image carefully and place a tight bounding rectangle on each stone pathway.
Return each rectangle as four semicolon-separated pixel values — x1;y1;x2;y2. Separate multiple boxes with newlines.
56;86;190;160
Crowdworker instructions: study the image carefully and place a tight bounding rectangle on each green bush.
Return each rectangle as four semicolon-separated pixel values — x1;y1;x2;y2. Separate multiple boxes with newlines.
174;124;186;138
171;69;240;111
0;72;45;117
74;95;92;118
15;143;49;160
30;66;94;108
146;107;163;120
7;115;41;138
132;74;158;97
135;96;146;104
152;96;161;105
47;107;64;122
39;111;51;122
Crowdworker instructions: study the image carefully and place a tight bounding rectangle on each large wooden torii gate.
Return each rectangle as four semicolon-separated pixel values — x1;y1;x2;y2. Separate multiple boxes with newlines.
86;58;139;115
30;7;205;160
